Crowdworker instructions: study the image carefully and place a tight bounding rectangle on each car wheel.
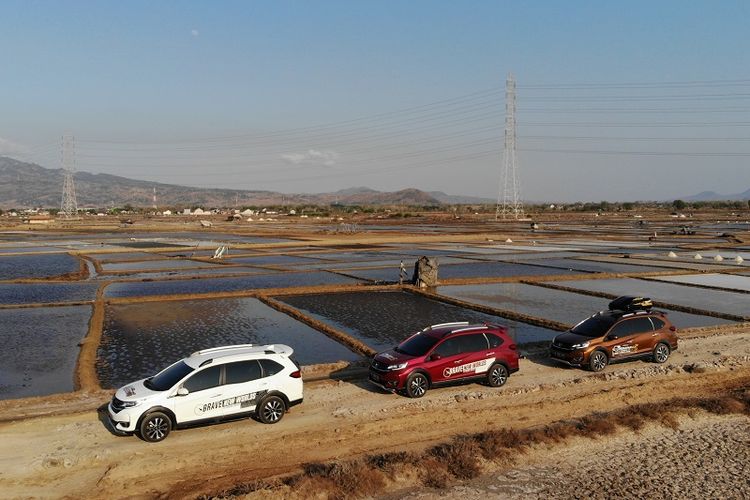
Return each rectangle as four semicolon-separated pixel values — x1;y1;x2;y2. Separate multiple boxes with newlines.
589;350;608;372
653;342;670;364
487;363;509;387
258;395;286;424
405;372;429;398
139;412;171;443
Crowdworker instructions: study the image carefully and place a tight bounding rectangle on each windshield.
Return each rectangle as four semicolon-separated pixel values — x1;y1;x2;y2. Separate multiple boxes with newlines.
144;360;194;391
395;332;440;357
571;315;616;338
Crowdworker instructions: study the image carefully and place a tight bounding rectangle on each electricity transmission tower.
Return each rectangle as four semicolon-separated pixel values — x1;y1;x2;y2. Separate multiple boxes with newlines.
495;73;524;220
60;135;78;218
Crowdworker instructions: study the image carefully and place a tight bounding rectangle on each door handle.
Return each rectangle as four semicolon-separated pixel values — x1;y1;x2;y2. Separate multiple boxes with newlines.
454;360;463;364
486;352;495;356
210;394;222;398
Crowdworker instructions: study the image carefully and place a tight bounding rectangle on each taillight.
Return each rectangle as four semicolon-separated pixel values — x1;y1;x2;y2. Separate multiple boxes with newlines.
509;344;517;350
290;370;301;378
669;326;676;332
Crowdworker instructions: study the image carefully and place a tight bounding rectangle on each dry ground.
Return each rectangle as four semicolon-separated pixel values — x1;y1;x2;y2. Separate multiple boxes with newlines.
0;330;749;499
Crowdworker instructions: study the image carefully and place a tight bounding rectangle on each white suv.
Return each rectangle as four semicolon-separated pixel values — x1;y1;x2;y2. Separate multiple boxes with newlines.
107;344;303;442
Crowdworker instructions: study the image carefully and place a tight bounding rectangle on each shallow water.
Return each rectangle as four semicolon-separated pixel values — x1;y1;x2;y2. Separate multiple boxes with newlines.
438;283;733;329
513;258;670;274
104;271;361;298
0;253;81;280
226;254;331;266
100;266;278;280
0;282;99;304
277;291;557;351
548;278;750;318
653;274;750;293
102;259;222;272
0;306;91;399
97;298;360;388
340;261;582;282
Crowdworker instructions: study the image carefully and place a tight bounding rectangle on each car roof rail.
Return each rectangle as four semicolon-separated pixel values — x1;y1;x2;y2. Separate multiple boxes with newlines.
427;321;470;330
451;325;488;334
191;344;254;357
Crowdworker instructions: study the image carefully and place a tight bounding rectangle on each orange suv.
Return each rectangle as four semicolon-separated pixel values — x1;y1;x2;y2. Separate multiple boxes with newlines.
549;296;678;372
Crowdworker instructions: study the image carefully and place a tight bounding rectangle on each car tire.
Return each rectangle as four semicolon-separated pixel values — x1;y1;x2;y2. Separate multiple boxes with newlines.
258;395;286;424
139;411;172;443
486;363;509;387
653;342;671;364
405;372;429;398
588;350;608;372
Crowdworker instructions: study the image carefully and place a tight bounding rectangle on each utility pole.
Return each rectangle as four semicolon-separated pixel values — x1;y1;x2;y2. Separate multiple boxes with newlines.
153;187;157;210
60;135;78;218
495;73;524;220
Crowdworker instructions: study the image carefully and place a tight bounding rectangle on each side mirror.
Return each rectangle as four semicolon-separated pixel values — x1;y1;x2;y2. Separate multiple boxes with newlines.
429;353;442;361
606;334;618;341
176;387;189;397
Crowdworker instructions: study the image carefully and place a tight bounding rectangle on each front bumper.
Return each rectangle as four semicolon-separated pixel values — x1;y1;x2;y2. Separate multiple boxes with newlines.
549;347;585;367
107;402;139;433
368;370;403;392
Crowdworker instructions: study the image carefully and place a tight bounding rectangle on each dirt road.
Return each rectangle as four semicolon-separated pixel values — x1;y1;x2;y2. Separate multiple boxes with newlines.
1;331;749;499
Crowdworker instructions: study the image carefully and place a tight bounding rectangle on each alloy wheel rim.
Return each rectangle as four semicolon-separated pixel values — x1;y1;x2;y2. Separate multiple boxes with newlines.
263;400;283;422
656;345;668;362
146;417;167;440
411;376;427;396
593;353;606;371
491;367;507;385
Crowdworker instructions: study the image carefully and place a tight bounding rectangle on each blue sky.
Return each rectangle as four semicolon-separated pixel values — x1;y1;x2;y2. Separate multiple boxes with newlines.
1;1;749;201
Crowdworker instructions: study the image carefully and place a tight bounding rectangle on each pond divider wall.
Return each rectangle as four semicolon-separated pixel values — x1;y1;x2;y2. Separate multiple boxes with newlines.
75;283;107;391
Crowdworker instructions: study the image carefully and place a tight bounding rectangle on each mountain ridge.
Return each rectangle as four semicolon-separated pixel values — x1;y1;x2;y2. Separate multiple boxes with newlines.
0;156;491;208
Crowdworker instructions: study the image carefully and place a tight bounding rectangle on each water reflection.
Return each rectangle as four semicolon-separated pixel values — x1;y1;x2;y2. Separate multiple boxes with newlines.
277;291;557;352
0;306;91;399
97;298;360;388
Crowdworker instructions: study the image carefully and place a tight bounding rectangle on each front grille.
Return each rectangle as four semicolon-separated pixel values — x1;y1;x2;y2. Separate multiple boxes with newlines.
552;342;573;351
371;359;388;371
111;397;126;413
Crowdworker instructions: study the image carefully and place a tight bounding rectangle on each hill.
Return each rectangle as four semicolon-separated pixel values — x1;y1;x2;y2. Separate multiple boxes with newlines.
0;157;448;208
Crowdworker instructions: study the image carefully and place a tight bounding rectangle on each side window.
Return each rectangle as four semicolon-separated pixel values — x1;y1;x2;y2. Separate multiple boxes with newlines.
608;318;651;338
434;338;462;357
183;365;221;393
650;317;665;330
260;359;284;377
457;334;489;353
486;334;503;348
225;360;262;385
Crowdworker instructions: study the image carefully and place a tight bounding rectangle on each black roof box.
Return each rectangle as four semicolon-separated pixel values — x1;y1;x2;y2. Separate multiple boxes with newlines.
609;296;653;312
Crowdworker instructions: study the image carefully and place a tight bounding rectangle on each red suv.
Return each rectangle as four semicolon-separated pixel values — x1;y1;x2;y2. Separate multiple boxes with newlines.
369;322;519;398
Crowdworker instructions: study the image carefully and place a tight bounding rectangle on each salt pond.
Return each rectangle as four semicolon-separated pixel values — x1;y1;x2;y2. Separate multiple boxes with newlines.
0;253;81;280
438;283;734;328
277;291;557;351
97;298;360;388
0;306;91;399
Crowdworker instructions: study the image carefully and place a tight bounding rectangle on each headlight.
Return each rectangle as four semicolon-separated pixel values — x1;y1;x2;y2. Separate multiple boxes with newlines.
571;342;590;349
120;400;141;408
387;362;408;371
